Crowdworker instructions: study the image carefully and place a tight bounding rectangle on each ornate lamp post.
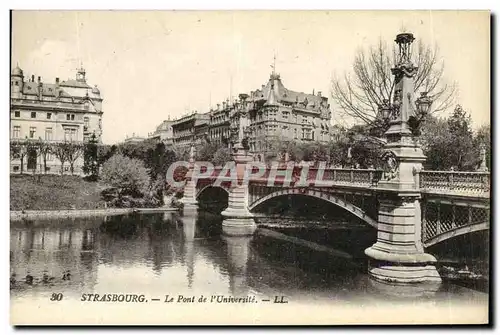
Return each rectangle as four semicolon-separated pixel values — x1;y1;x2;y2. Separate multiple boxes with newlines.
364;32;441;283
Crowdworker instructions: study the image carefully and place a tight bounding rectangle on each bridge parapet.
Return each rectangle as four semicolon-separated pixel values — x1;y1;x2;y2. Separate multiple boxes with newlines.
420;171;490;196
246;164;383;187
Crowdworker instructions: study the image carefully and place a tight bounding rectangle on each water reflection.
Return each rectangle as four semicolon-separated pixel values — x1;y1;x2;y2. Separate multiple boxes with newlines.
10;212;487;309
10;224;99;293
223;235;252;297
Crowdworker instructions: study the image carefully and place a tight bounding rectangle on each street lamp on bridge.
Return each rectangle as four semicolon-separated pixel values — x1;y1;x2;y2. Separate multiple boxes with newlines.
365;32;442;284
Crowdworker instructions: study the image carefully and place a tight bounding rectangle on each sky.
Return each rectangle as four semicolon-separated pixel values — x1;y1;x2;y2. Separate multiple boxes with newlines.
11;10;490;145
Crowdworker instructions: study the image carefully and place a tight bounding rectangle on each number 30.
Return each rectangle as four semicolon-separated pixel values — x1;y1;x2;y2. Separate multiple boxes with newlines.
50;293;63;301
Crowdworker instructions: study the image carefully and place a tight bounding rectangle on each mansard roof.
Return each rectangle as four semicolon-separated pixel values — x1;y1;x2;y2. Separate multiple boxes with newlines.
253;73;327;110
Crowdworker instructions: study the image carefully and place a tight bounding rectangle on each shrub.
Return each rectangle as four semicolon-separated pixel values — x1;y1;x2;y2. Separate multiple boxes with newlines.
100;154;150;197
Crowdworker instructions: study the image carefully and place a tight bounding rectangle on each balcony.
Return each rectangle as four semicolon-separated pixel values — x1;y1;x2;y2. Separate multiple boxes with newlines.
11;98;91;112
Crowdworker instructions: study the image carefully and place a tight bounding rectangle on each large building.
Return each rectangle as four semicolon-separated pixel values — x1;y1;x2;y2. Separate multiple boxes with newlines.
246;72;332;152
171;112;210;148
10;65;103;174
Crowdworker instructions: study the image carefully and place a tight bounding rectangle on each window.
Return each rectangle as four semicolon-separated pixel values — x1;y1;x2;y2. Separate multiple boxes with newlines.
14;81;19;86
67;114;71;120
83;135;89;142
71;114;75;121
13;166;19;172
45;127;53;141
14;111;20;117
13;126;20;138
46;153;53;161
84;117;89;131
31;112;36;118
47;113;52;119
29;127;36;139
64;128;77;141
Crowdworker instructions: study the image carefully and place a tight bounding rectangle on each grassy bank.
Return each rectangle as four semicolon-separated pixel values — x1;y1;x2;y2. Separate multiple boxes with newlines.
10;175;108;211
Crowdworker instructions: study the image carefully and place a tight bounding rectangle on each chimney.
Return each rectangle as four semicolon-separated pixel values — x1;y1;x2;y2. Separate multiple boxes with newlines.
37;76;41;83
317;91;322;97
31;75;34;82
55;77;59;85
217;103;220;110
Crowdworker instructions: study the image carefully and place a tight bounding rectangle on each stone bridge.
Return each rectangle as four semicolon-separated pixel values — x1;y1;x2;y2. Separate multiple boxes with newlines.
183;161;489;249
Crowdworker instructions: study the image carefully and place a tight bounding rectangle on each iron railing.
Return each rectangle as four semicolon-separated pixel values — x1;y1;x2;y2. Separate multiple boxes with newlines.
419;170;490;194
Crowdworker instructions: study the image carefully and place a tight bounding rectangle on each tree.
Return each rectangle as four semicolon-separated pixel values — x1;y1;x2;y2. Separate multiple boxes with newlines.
101;154;150;197
10;140;27;174
52;142;69;174
97;144;116;166
65;143;84;175
420;115;451;170
197;142;219;162
83;134;99;180
331;38;456;134
350;139;384;168
37;140;53;174
421;106;478;171
447;105;477;170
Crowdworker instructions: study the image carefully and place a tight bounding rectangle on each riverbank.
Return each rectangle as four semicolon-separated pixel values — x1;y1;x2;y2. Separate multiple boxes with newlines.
10;208;133;221
10;207;179;221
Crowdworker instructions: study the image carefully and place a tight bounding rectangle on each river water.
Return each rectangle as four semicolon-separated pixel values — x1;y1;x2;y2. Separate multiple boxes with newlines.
10;211;489;325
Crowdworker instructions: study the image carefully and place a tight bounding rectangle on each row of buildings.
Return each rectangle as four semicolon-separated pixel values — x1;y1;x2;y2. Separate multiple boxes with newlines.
147;70;336;155
10;64;336;174
10;65;103;174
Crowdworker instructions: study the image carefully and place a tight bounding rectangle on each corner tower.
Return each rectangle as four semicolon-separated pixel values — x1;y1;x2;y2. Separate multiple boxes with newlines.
11;65;24;99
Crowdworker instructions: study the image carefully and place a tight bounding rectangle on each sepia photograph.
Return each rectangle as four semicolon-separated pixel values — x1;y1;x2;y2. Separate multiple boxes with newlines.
8;9;491;325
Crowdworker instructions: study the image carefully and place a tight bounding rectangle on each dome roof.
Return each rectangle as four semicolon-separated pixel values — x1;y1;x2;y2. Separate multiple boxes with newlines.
156;120;171;131
92;85;100;94
12;65;23;76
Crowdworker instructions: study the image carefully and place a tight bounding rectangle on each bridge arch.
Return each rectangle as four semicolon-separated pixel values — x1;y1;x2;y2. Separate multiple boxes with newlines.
196;184;229;199
423;221;489;248
248;188;378;228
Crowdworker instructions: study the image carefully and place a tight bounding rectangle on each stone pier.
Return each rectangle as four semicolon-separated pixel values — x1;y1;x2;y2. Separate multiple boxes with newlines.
221;144;257;236
180;145;198;210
